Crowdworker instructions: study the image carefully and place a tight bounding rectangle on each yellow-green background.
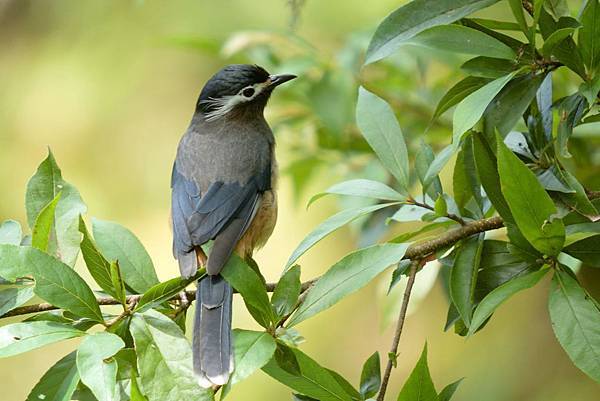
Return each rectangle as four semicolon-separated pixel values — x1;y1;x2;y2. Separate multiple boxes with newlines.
0;1;597;400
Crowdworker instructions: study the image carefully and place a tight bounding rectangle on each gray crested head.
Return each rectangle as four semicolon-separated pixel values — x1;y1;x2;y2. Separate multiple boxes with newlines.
195;64;296;121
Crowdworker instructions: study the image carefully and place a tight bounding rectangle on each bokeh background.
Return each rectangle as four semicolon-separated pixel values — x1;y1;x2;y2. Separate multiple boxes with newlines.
0;0;598;400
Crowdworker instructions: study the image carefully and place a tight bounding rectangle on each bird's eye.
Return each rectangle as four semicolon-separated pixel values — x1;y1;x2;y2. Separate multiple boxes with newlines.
242;88;255;98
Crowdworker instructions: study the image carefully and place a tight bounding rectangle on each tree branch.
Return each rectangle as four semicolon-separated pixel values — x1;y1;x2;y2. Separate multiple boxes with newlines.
377;259;421;401
0;211;571;320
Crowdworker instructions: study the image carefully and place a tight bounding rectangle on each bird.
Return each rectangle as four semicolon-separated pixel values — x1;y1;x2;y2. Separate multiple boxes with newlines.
170;64;296;387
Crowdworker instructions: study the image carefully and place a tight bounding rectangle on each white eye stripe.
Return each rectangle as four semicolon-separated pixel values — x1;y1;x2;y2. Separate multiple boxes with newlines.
201;81;270;121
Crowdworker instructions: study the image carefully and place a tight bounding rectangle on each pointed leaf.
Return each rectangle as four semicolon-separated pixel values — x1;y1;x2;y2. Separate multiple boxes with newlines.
497;136;565;255
285;203;397;270
129;310;213;401
229;329;276;385
92;218;159;293
77;332;125;401
579;0;600;72
360;352;381;399
135;274;198;313
79;216;116;298
0;321;84;358
436;379;463;401
433;76;490;119
450;234;484;327
356;87;409;190
564;235;600;267
469;269;547;335
221;254;275;328
262;344;352;401
287;243;408;327
365;0;501;64
26;351;80;401
549;269;600;383
453;72;517;143
26;150;87;266
272;265;301;318
408;25;515;59
397;344;437;401
0;285;34;316
308;179;405;208
0;244;103;322
32;192;61;251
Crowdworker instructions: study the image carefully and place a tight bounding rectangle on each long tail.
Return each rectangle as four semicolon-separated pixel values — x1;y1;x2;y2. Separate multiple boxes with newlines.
193;274;233;387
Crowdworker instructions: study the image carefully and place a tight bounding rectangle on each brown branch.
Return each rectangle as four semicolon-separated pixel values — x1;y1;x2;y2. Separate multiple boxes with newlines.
377;259;421;401
6;202;595;320
1;278;319;319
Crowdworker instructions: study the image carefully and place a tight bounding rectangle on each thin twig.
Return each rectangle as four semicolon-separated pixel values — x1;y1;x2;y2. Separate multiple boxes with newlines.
408;198;467;226
377;259;421;401
1;278;319;319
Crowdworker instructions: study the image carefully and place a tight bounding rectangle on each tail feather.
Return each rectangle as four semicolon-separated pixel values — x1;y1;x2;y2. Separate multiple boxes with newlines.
193;275;233;387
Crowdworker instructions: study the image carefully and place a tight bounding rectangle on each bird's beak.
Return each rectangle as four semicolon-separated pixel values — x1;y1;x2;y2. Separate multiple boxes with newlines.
268;74;297;87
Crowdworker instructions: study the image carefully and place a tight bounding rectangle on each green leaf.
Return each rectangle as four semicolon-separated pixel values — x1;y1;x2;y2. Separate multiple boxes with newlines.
450;234;484;327
539;9;587;79
461;56;516;78
453;72;517;143
564;235;600;267
272;265;301;318
135;273;199;313
79;216;116;298
284;203;397;270
364;0;500;64
507;0;529;36
544;0;570;18
77;332;125;401
579;0;600;72
129;309;213;401
0;220;22;245
92;218;159;293
436;379;463;401
131;375;150;401
0;244;104;322
287;243;408;327
356;87;409;190
468;269;547;335
483;74;544;136
423;145;456;189
0;321;84;358
110;261;127;307
557;93;588;158
0;285;34;316
542;27;578;56
26;351;80;401
397;344;437;401
360;352;381;399
262;344;353;401
26;150;87;266
433;76;490;119
229;329;276;385
31;192;61;251
408;25;515;59
415;142;443;200
497;136;565;255
221;254;275;328
308;179;406;207
549;269;600;383
476;240;539;300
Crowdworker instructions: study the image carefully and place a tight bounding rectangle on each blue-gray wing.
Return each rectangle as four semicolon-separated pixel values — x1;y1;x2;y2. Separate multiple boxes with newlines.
171;161;269;277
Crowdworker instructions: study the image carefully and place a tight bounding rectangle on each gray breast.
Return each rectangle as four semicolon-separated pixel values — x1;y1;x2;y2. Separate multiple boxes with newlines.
176;117;273;192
